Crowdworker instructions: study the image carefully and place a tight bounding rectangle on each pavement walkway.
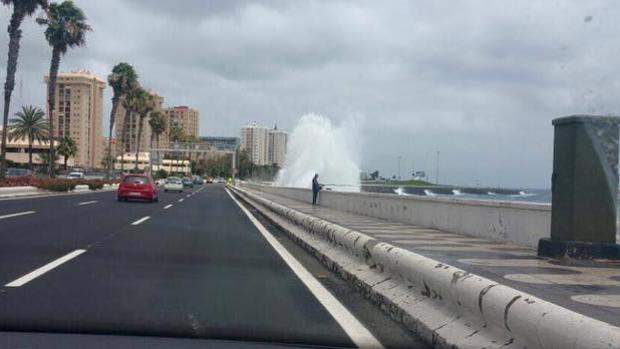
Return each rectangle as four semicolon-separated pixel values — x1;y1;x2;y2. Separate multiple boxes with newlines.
245;188;620;328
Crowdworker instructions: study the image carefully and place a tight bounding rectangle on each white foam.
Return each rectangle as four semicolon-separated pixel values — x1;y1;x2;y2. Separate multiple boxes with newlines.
275;114;362;192
452;189;464;196
424;189;437;196
394;187;409;196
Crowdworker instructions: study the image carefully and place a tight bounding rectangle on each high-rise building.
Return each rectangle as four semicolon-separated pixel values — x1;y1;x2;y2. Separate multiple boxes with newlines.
164;106;200;141
240;123;269;165
268;125;288;167
45;70;105;168
240;123;287;166
114;89;164;156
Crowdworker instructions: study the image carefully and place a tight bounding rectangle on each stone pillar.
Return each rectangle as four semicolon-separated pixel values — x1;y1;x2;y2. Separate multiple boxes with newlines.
538;115;620;259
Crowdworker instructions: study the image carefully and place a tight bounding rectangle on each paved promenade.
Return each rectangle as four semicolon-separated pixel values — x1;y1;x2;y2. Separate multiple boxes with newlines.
246;188;620;327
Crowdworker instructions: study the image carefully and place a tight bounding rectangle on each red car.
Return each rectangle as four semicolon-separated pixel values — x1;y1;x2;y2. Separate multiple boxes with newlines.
117;174;159;202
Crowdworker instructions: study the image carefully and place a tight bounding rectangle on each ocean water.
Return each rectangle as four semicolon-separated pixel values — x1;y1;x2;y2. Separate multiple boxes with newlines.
421;188;552;204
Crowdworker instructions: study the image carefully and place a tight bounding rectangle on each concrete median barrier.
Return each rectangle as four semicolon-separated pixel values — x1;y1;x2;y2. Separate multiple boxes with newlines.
229;185;620;349
0;186;39;195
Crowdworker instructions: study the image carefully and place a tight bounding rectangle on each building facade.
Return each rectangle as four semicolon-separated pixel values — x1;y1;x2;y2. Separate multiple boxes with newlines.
240;123;269;165
164;106;200;141
0;128;65;167
268;126;288;167
45;70;105;168
240;123;287;166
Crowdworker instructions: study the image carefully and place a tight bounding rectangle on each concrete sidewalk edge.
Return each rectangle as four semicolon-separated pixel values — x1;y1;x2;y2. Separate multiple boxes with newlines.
230;185;620;349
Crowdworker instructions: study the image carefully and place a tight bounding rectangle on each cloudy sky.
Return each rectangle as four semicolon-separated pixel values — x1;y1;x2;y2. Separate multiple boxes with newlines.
1;0;618;188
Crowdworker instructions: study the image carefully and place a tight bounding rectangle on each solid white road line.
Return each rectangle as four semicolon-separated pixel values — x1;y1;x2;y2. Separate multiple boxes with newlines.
77;200;98;206
164;204;173;209
131;216;150;225
5;249;86;287
178;198;184;202
225;189;383;349
0;211;36;220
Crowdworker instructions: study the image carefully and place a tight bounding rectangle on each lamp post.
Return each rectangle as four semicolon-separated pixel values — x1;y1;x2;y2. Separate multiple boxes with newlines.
435;150;440;184
397;156;401;180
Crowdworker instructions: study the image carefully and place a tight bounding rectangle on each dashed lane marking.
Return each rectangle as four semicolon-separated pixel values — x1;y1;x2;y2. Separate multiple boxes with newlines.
164;204;172;209
77;200;98;206
0;211;36;220
131;216;150;225
5;249;86;287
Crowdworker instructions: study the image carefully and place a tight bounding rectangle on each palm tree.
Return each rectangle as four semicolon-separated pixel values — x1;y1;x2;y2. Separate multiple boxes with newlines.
56;135;76;170
106;62;137;176
119;85;141;172
169;122;184;173
37;0;91;177
7;105;49;170
0;0;48;179
133;89;155;170
148;110;166;171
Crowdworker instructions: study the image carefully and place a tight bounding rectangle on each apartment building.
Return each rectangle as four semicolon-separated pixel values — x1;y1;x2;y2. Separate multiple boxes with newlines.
240;123;287;167
45;70;105;168
164;106;200;141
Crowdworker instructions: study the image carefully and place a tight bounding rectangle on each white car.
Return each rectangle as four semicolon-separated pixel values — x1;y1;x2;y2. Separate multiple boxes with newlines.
67;172;84;179
164;177;183;192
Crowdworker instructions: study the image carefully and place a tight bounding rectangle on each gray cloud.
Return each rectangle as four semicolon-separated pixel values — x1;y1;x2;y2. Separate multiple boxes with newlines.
1;0;618;188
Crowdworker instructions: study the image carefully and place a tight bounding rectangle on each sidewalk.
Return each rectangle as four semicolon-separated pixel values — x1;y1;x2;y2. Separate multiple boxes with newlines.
245;188;620;328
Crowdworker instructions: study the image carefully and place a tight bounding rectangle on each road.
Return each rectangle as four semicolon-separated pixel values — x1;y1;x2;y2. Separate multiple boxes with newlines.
0;184;427;348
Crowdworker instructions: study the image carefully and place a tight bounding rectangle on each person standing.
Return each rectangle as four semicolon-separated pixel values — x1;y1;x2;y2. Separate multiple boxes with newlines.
312;173;322;205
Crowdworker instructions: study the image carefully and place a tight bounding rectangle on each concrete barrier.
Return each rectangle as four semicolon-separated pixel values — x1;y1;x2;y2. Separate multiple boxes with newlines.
231;185;620;349
73;184;90;192
0;186;39;195
240;183;550;248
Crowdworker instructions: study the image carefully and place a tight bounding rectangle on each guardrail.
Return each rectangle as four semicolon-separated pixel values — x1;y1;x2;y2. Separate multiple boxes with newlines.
230;185;620;349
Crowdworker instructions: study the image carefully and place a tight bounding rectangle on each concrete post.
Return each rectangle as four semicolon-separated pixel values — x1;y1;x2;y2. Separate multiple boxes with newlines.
538;115;620;259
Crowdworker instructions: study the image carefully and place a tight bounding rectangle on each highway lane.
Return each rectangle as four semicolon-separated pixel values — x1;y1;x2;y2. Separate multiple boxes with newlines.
0;184;427;348
0;187;203;286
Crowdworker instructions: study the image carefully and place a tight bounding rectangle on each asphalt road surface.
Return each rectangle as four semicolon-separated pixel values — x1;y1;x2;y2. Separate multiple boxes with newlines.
0;184;428;349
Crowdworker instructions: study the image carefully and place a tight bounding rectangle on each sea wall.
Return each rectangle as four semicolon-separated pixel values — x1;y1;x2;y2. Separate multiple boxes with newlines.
240;183;550;248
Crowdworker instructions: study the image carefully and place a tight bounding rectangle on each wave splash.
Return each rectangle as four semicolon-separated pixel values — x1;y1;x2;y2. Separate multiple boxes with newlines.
275;114;362;192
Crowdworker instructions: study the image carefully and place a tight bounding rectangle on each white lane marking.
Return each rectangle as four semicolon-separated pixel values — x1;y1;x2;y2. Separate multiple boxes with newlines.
131;216;150;225
0;211;36;220
77;200;98;206
225;189;383;349
186;194;191;198
164;204;173;209
5;249;86;287
178;198;184;202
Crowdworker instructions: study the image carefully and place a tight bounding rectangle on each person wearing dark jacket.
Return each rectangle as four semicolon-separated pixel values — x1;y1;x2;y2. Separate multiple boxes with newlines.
312;173;322;205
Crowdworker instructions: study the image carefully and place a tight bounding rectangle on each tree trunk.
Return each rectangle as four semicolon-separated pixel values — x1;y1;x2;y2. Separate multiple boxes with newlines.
107;96;119;177
64;155;68;171
47;46;61;177
28;134;33;170
0;10;25;179
135;113;144;170
120;108;131;173
156;133;160;171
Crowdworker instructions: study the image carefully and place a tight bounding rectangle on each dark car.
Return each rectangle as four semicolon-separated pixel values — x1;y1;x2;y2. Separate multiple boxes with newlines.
117;174;158;202
6;168;33;177
182;177;194;188
192;175;204;185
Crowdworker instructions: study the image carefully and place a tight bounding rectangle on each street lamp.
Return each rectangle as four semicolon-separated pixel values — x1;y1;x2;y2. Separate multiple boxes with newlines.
397;156;402;180
435;150;440;184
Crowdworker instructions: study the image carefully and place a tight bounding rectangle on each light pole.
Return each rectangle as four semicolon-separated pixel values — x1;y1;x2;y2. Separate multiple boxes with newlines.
435;150;440;184
397;156;402;180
